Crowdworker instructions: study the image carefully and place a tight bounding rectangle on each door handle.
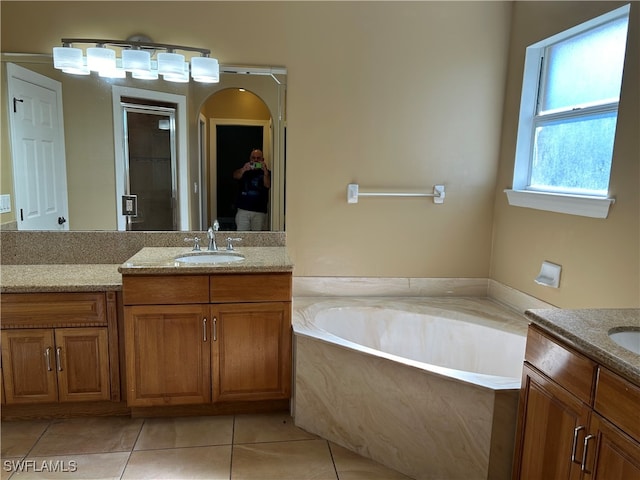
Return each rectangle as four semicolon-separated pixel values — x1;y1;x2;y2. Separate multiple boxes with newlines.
581;434;595;472
13;97;23;113
56;346;63;371
44;347;52;371
213;317;217;341
571;425;585;463
203;318;207;342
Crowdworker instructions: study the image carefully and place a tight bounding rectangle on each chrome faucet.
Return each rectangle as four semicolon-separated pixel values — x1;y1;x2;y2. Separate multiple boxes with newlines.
208;220;220;251
226;237;242;251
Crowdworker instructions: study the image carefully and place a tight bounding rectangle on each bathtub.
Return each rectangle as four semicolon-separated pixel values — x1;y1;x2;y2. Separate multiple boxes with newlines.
292;297;529;480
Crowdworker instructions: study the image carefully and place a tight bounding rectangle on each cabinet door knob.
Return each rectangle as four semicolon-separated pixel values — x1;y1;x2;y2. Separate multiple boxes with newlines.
203;318;207;342
213;317;217;342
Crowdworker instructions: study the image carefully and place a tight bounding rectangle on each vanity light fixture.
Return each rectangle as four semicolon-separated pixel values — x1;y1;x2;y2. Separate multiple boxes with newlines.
52;35;219;83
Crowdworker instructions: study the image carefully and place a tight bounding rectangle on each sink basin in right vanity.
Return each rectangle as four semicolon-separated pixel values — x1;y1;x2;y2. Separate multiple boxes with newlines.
608;327;640;355
118;246;293;412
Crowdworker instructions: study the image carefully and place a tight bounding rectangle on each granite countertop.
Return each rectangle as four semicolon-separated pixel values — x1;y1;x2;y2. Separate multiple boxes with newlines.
118;246;293;275
0;264;123;293
526;308;640;386
0;247;293;292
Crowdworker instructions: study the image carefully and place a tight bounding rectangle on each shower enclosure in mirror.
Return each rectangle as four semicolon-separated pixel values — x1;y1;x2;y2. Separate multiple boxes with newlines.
0;53;286;232
122;101;177;231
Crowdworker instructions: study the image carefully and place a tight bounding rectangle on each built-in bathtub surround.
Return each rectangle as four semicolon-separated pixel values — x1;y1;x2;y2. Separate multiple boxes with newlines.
292;297;530;480
487;279;555;313
294;276;488;298
293;277;555;314
0;230;285;265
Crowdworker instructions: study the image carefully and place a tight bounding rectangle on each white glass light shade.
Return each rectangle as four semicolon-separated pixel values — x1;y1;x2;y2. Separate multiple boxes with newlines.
132;61;159;79
163;62;189;83
53;47;83;70
191;56;219;83
59;54;89;75
157;52;186;75
87;47;116;72
122;49;151;73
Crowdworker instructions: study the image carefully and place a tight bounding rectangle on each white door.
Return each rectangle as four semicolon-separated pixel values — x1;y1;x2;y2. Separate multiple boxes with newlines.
7;63;69;230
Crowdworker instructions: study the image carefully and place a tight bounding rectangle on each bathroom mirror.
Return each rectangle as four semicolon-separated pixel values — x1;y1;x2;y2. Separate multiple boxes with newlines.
1;54;286;232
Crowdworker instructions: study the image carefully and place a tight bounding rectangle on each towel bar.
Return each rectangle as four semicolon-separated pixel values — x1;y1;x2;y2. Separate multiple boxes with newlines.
347;184;445;204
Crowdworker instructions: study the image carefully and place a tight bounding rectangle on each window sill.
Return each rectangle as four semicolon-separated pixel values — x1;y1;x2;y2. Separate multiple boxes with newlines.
504;189;615;219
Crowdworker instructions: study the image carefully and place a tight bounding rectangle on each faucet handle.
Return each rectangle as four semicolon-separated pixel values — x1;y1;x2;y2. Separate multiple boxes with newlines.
226;237;242;251
184;237;201;251
213;219;220;231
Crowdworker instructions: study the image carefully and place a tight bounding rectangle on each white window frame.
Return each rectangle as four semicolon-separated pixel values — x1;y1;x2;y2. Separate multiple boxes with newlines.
505;4;630;219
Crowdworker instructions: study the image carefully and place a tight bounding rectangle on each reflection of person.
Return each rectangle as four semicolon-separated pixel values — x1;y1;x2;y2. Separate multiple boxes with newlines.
233;148;271;230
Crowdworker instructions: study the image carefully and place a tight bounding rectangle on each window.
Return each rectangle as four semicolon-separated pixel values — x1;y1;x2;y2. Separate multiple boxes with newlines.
506;4;630;218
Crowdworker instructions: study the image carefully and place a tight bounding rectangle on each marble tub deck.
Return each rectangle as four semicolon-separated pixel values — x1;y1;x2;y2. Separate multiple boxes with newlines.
292;296;530;480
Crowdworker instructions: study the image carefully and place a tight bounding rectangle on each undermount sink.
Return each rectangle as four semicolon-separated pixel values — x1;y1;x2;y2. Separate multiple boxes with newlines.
608;328;640;355
175;253;244;265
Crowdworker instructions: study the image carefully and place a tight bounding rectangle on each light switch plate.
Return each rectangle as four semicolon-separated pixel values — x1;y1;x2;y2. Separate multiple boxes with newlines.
122;195;138;216
0;194;11;213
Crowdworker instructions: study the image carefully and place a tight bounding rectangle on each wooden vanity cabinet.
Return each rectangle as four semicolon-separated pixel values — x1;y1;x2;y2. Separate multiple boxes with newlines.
0;293;118;405
1;328;110;403
212;303;290;402
212;273;292;403
124;304;211;406
122;273;292;408
123;275;210;407
515;363;591;479
586;368;640;479
513;325;640;479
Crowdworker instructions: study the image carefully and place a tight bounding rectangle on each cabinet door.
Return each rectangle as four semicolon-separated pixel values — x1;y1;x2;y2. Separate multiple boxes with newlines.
55;328;110;402
212;302;291;402
125;304;211;406
585;414;640;479
1;329;58;404
513;364;591;480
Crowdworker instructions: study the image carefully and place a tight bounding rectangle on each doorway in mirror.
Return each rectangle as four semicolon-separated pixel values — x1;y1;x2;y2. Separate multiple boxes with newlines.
216;125;264;230
122;100;178;231
202;88;272;231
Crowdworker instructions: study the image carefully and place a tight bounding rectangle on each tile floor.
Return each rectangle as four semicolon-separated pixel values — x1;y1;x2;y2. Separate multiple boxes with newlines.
1;413;413;480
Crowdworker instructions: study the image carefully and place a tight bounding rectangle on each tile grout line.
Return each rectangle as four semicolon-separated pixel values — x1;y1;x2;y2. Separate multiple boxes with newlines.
229;414;236;480
118;417;146;480
327;441;341;480
21;418;53;460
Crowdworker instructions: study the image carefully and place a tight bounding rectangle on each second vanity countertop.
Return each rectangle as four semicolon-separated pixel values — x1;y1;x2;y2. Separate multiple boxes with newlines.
526;308;640;386
1;264;123;293
118;246;293;275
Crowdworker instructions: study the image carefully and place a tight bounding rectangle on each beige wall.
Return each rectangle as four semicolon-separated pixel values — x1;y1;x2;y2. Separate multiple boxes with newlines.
492;1;639;308
1;2;637;308
203;89;270;121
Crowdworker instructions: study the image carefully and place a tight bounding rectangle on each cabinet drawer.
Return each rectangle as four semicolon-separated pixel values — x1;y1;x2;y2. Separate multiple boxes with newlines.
122;275;209;305
595;367;640;441
210;273;292;303
0;293;107;328
525;325;596;404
